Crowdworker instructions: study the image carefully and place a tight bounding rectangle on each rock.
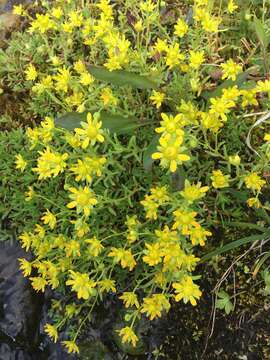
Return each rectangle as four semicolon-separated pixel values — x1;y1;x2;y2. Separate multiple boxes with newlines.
0;241;44;350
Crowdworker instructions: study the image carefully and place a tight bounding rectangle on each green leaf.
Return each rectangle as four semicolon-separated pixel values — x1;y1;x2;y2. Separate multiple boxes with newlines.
55;111;141;134
216;290;234;315
201;230;270;263
87;65;158;89
143;135;159;171
253;17;269;50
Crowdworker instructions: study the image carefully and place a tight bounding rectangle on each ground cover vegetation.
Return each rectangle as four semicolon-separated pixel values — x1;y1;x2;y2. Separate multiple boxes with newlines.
0;0;270;356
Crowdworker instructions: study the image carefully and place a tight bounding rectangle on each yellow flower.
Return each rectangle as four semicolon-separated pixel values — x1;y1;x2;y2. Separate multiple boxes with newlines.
98;279;116;293
74;60;86;74
140;195;159;220
165;43;185;69
247;197;261;208
71;218;90;238
140;0;156;12
172;209;198;235
13;4;26;16
54;67;71;93
188;224;212;246
264;133;270;142
209;96;235;122
244;172;266;192
41;209;57;230
228;0;238;14
134;20;143;32
15;154;27;171
150;91;165;109
221;59;242;81
85;237;104;257
141;294;170;320
228;154;241;166
30;276;47;292
200;111;223;133
174;18;188;38
69;10;83;27
150;186;169;204
211;170;230;189
51;7;63;19
18;258;32;277
62;340;79;354
152;135;190;172
65;240;81;257
155;226;178;243
201;13;221;33
66;271;96;300
240;89;258;107
33;148;68;180
189;50;205;70
67;186;97;217
143;242;162;266
256;80;270;93
173;276;202;305
153;38;168;53
44;324;58;343
100;87;118;106
117;326;138;347
75;113;104;148
32;75;53;95
180;180;209;203
119;292;140;308
155;113;185;136
108;248;136;271
19;232;32;251
25;64;38;81
25;186;35;202
80;72;94;86
29;14;55;33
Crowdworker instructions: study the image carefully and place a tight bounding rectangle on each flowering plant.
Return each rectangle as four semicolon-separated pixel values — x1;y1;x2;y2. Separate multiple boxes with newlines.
1;0;270;354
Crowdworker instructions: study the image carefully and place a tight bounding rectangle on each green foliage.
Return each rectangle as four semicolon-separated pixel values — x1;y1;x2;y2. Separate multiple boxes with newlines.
216;290;234;315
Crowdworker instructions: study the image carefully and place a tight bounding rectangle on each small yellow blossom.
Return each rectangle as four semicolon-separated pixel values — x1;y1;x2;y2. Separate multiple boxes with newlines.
67;186;97;217
211;170;230;189
85;237;104;257
228;0;238;14
100;87;118;106
150;91;165;109
180;180;209;203
247;197;261;208
33;148;68;180
117;326;138;347
25;186;35;202
15;154;27;171
189;50;205;70
18;258;32;277
30;276;47;292
152;135;190;172
54;67;71;93
140;195;159;220
62;340;79;354
66;271;96;300
44;324;58;343
228;155;241;166
173;276;202;305
244;172;266;192
98;279;116;293
108;248;136;271
174;18;188;38
80;72;94;86
41;209;57;230
143;242;162;266
119;292;140;308
75;113;104;148
221;59;242;81
25;64;38;81
172;209;198;234
141;294;170;320
264;133;270;142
